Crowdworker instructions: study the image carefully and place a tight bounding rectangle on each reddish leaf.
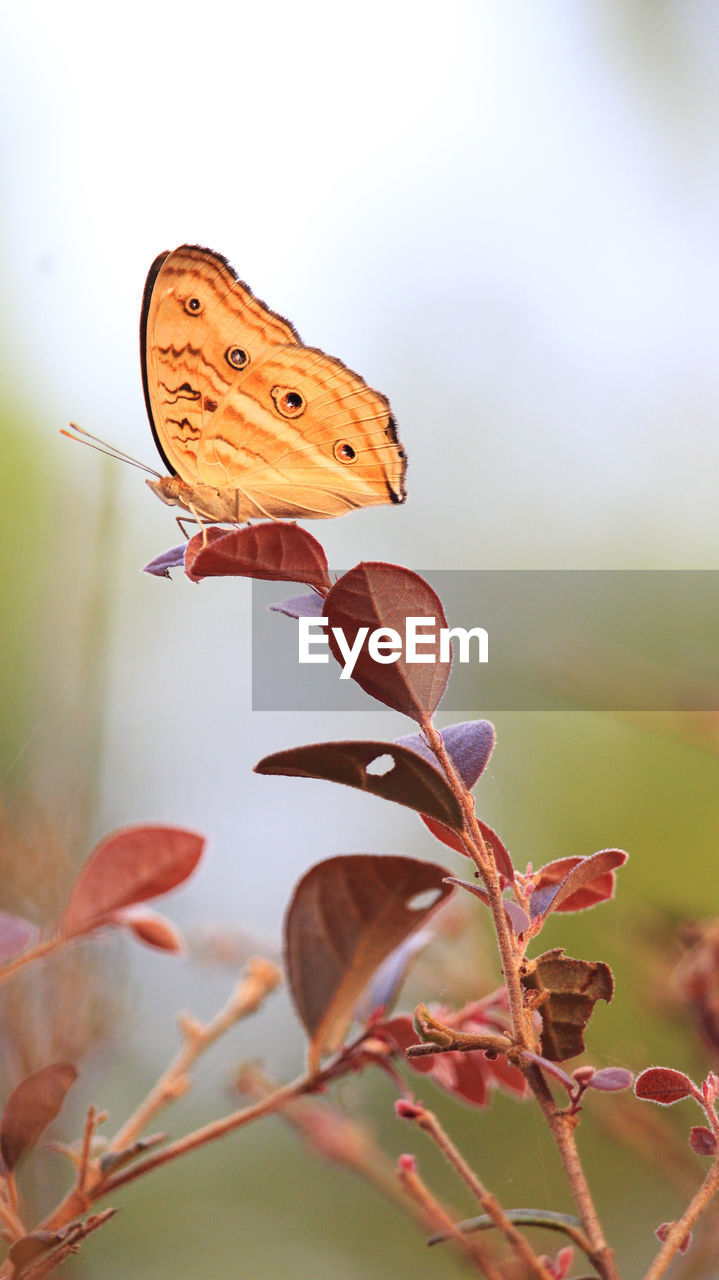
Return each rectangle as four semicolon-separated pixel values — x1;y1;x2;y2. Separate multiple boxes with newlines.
284;854;453;1073
0;911;37;962
60;825;205;939
422;814;514;882
520;948;614;1062
255;740;463;829
635;1067;698;1105
185;522;331;591
395;720;495;791
529;850;627;919
0;1063;77;1171
324;563;450;721
689;1125;717;1156
112;907;184;953
142;543;186;577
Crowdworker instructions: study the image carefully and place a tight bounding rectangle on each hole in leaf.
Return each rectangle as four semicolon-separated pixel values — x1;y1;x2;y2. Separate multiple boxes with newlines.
408;888;442;912
365;753;396;777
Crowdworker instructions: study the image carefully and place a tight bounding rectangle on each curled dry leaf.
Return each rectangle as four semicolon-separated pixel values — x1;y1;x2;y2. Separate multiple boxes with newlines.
284;854;453;1073
255;740;463;829
529;849;627;921
60;824;205;939
324;563;451;721
395;719;495;791
520;948;614;1062
0;1063;78;1171
634;1067;698;1105
185;521;331;591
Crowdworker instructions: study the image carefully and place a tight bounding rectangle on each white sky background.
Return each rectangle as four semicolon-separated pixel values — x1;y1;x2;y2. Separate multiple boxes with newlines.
4;0;719;1054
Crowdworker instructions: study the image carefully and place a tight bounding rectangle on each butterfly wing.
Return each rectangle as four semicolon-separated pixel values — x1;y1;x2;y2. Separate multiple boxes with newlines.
141;245;407;520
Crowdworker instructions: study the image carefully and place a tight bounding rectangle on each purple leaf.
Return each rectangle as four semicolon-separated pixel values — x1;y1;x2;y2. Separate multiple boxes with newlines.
142;544;186;578
270;593;326;620
523;1051;575;1092
395;720;495;791
585;1067;633;1092
443;878;530;935
354;930;433;1023
0;912;37;962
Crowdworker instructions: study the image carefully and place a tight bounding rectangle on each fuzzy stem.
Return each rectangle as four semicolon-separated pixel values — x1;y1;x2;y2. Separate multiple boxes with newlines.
397;1159;505;1276
642;1158;719;1280
413;1105;555;1280
420;719;619;1280
420;719;529;1045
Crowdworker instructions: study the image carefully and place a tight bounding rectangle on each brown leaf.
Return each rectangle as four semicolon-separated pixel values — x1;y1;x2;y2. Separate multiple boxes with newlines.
60;825;205;939
520;948;614;1062
529;849;627;919
185;522;331;591
254;740;463;829
324;563;451;721
284;854;453;1073
0;1063;78;1171
8;1232;64;1271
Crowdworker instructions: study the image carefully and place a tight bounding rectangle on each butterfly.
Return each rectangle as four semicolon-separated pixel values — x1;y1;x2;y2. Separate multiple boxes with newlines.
67;245;407;527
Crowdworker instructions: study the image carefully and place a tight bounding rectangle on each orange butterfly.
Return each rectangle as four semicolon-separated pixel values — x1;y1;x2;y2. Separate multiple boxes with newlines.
67;245;407;527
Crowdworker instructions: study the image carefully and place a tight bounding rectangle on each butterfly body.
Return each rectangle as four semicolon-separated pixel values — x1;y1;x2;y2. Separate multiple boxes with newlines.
140;245;407;524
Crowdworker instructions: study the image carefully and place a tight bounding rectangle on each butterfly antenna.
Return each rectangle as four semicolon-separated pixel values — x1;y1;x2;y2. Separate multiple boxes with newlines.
61;423;163;478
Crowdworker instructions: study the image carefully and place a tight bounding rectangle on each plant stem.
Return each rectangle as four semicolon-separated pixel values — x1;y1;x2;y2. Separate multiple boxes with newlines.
0;934;63;985
420;719;529;1046
414;1104;555;1280
420;718;619;1280
642;1158;719;1280
108;956;281;1153
397;1158;505;1276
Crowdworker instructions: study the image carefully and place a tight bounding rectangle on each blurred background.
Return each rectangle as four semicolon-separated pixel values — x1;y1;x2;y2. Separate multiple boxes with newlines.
2;1;719;1275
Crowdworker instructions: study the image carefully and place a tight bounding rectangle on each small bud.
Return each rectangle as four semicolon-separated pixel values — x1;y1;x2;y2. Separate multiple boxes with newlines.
398;1153;417;1173
689;1125;717;1157
395;1099;423;1121
656;1222;692;1253
572;1066;596;1086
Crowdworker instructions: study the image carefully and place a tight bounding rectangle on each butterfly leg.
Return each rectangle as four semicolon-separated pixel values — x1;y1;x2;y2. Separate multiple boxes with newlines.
175;516;199;540
188;505;212;546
